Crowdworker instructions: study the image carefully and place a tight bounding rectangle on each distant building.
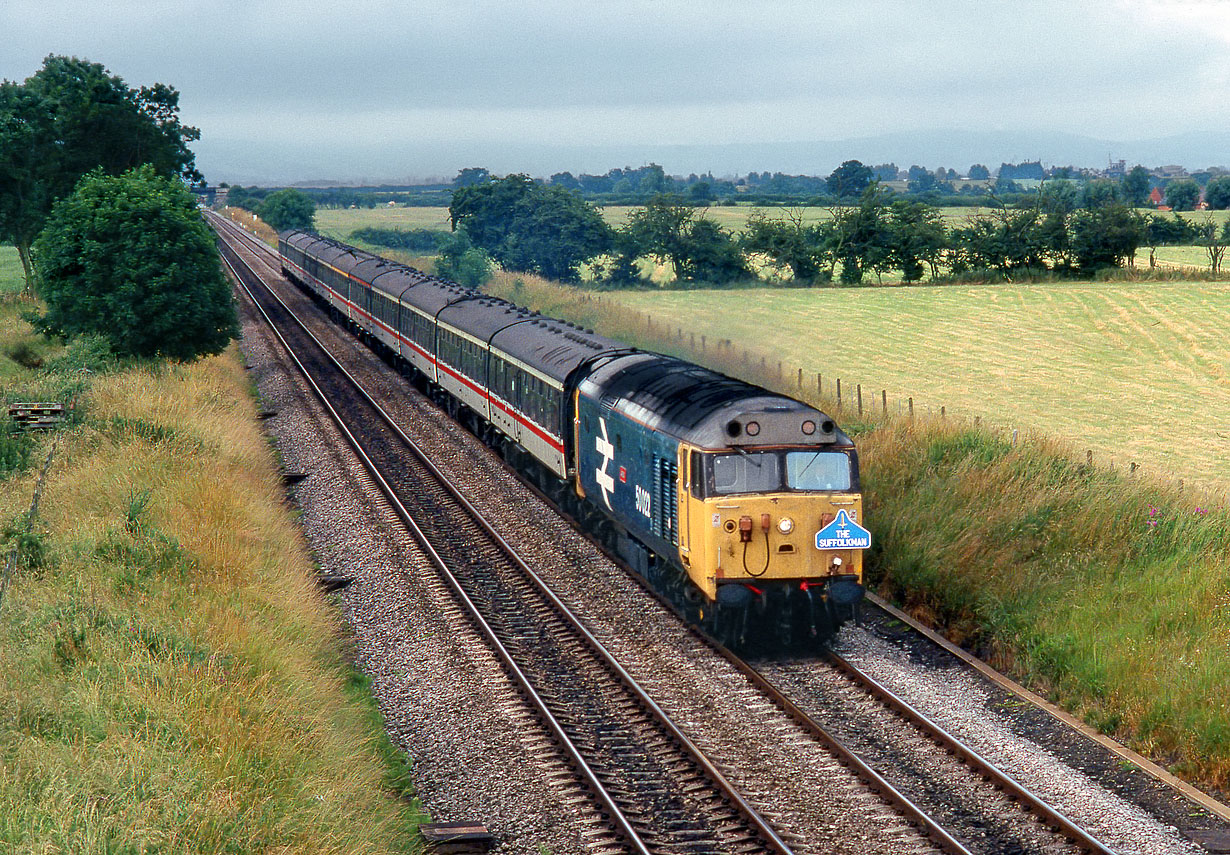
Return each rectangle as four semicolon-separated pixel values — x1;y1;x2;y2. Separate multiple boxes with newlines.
1155;165;1189;179
1149;187;1165;207
1104;159;1127;178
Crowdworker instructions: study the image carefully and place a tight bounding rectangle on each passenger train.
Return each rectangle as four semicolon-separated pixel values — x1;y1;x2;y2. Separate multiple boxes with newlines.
278;230;870;646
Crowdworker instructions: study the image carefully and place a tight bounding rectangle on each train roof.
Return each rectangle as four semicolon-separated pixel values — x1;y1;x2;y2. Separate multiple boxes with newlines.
490;318;627;385
578;351;844;449
369;264;437;300
436;295;535;342
281;230;473;312
282;231;367;278
278;231;840;445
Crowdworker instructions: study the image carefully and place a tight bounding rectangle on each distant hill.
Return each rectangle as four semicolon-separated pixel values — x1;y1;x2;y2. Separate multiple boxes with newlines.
195;129;1230;186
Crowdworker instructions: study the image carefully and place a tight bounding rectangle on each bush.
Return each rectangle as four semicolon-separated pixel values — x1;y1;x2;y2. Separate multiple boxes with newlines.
32;166;238;361
433;230;492;288
257;188;315;231
350;227;449;252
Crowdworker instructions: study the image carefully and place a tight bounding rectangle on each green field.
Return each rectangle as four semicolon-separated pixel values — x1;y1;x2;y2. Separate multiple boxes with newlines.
609;282;1230;489
484;271;1230;493
314;206;453;240
0;245;24;294
0;241;426;852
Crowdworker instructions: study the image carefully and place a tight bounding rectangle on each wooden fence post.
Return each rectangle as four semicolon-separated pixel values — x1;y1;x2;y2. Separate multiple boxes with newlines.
857;384;862;416
837;378;842;410
908;397;913;418
881;389;887;416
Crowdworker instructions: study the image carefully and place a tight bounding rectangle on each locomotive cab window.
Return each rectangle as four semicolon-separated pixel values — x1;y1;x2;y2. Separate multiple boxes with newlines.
712;452;780;495
703;449;854;496
785;451;852;491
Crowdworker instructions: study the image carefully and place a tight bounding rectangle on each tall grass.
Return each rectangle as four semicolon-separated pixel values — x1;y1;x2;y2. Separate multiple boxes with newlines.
860;420;1230;787
0;286;427;852
486;271;1230;792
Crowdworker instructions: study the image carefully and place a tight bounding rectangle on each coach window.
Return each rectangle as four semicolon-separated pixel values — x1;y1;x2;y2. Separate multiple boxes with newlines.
548;390;559;427
490;360;503;398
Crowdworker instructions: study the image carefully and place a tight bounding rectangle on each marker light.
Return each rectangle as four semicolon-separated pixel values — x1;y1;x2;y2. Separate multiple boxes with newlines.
777;517;794;534
746;421;760;436
801;420;816;435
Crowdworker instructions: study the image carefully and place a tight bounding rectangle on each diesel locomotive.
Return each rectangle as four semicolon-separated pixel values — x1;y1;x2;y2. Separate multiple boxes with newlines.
278;229;869;645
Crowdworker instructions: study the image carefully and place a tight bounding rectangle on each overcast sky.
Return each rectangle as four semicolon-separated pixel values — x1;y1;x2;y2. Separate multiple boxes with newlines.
4;1;1229;183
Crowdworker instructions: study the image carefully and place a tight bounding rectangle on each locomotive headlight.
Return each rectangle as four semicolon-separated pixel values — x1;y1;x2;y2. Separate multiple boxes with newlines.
777;516;794;534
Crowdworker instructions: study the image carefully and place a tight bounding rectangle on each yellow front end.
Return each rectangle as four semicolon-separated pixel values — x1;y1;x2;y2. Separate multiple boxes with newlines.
675;448;864;601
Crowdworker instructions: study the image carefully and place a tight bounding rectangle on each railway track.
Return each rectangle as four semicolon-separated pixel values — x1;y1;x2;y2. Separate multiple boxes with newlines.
215;218;802;854
209;215;1154;854
741;649;1118;855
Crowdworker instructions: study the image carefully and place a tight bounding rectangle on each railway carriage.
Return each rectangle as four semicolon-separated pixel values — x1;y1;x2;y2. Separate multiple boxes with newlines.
277;229;869;646
435;297;528;423
280;232;365;325
486;318;625;480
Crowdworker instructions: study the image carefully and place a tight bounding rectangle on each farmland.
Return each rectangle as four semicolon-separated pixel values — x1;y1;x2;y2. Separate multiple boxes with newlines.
313;204;1230;490
488;273;1230;492
314;204;1230;274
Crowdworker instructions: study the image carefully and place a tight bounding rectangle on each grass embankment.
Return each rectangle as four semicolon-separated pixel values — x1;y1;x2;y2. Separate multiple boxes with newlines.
484;271;1230;792
0;246;427;852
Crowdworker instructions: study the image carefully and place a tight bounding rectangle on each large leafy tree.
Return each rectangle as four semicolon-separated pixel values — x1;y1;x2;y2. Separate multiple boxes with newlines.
1081;179;1122;210
741;210;828;285
1120;165;1152;207
1203;176;1230;210
449;174;610;283
1165;179;1201;211
829;184;891;283
825;160;873;198
1069;205;1145;272
618;194;748;284
258;188;315;231
958;207;1046;276
0;55;200;290
886;198;947;282
32;166;237;361
677;218;748;284
622;193;695;277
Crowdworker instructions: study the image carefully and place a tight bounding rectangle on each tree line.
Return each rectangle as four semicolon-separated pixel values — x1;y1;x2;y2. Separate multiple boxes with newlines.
445;175;1228;289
